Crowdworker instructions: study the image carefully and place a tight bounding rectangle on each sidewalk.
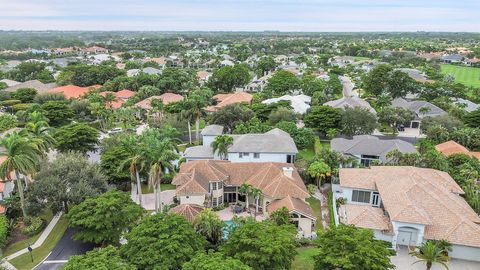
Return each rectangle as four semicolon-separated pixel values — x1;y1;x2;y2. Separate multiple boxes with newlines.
313;189;329;229
4;212;63;261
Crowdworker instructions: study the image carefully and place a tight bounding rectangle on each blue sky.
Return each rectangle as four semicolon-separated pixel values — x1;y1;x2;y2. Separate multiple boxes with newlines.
0;0;479;32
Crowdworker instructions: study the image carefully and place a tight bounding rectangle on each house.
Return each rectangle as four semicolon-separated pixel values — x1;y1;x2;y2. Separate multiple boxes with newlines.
442;54;464;63
391;98;446;129
329;56;355;67
169;204;204;223
172;160;316;235
262;94;311;114
435;140;480;159
0;79;21;87
4;80;57;93
205;92;253;112
219;60;234;67
184;126;298;164
244;72;273;92
464;58;480;67
100;89;135;109
324;96;376;114
127;67;162;77
333;166;480;262
453;98;479;112
395;68;433;83
82;46;108;54
196;70;211;85
331;135;417;166
48;85;101;99
135;93;184;110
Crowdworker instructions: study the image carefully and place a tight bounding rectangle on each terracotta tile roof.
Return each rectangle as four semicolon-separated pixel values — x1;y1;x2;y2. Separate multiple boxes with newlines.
205;92;253;112
339;166;480;247
48;85;100;99
340;204;391;231
173;160;309;200
169;204;204;223
267;196;316;220
135;93;184;110
100;89;135;109
197;70;210;80
435;140;479;159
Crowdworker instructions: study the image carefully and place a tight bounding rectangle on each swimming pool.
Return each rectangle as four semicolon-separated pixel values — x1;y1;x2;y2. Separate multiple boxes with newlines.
223;220;236;238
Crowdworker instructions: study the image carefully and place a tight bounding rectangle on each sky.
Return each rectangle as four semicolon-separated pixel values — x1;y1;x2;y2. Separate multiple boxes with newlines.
0;0;479;32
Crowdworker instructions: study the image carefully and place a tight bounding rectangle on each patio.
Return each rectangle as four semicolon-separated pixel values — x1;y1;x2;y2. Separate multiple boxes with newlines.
216;206;266;221
391;248;480;270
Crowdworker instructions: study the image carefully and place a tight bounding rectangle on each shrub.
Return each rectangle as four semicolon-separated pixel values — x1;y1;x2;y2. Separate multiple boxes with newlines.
21;216;45;236
0;215;9;248
0;114;18;132
11;103;35;112
0;99;21;106
296;237;313;247
307;184;317;195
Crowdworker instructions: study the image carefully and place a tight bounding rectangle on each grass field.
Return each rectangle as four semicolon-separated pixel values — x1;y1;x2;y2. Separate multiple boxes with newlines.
305;197;322;230
441;64;480;88
292;247;318;270
141;183;176;194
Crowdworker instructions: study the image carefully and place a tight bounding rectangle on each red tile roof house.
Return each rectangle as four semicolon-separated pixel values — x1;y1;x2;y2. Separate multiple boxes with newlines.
333;166;480;262
48;85;101;99
134;93;184;110
205;92;253;112
172;160;316;237
100;89;135;109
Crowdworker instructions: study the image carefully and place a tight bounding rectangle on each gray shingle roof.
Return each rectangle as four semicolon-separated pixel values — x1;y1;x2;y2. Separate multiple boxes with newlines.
391;98;446;119
184;146;214;159
331;135;416;161
4;80;57;93
324;96;376;114
201;125;224;136
229;128;298;153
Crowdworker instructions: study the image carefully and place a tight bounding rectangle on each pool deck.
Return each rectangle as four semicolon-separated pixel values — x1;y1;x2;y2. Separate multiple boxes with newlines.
216;207;266;221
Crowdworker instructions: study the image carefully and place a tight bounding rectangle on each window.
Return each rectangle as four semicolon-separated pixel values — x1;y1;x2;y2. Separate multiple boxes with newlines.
352;190;371;203
254;153;260;159
210;182;217;191
243;152;249;157
212;197;218;207
239;153;243;158
218;182;223;189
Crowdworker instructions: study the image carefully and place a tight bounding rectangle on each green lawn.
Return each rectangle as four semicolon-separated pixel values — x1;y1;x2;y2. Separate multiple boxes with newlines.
441;64;480;88
298;147;315;162
141;183;176;194
305;197;322;230
3;210;54;257
9;216;69;270
292;247;318;270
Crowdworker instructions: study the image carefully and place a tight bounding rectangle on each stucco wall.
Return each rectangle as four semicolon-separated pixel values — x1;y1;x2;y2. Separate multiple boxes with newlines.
179;195;205;205
373;230;394;242
298;218;313;235
228;152;293;163
202;135;216;146
450;244;480;262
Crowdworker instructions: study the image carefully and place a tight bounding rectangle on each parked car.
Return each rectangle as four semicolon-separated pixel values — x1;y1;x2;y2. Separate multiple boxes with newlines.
108;127;123;134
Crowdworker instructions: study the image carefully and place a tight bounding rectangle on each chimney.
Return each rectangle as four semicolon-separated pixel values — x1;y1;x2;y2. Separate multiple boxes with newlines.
282;167;294;178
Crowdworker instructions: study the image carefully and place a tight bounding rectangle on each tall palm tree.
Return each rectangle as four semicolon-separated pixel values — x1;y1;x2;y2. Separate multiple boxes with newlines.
0;132;41;218
118;135;146;207
211;135;233;160
103;92;117;108
250;187;262;217
193;208;224;247
21;112;56;155
180;108;194;144
147;138;178;213
187;94;207;143
239;183;252;210
410;241;450;270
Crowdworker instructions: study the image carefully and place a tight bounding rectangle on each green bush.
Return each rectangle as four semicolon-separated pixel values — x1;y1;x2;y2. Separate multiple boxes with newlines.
0;114;18;132
11;103;35;112
0;99;21;106
0;215;9;248
21;216;45;236
296;237;313;247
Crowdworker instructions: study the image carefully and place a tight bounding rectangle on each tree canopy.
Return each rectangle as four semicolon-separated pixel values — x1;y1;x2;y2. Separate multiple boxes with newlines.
54;122;99;153
304;105;342;134
63;246;136;270
207;64;251;92
265;70;301;95
66;190;145;245
183;252;251;270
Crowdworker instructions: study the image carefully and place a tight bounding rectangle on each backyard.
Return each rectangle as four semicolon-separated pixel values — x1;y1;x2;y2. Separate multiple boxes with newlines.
441;64;480;88
292;247;318;270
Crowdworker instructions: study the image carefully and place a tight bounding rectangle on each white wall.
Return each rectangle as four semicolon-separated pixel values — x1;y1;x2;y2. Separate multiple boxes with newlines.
228;152;294;163
450;244;480;262
373;230;394;242
392;221;425;247
179;195;205;205
0;181;14;200
202;135;216;146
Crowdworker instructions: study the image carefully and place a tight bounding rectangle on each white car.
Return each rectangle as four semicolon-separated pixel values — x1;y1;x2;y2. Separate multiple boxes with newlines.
108;127;123;134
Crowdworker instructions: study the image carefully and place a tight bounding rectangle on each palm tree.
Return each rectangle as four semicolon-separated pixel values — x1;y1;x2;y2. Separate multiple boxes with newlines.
21;112;56;155
187;94;207;143
180;108;194;144
0;132;41;218
118;135;146;207
211;135;233;160
307;159;331;187
193;208;224;247
147;138;178;213
238;183;252;210
410;241;450;270
250;187;262;216
103;92;117;108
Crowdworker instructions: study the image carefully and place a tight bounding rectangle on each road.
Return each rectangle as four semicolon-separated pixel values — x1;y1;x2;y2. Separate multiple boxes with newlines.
339;75;356;97
34;228;96;270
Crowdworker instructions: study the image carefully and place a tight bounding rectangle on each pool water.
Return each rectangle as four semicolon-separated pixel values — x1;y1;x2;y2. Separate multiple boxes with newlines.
223;220;236;238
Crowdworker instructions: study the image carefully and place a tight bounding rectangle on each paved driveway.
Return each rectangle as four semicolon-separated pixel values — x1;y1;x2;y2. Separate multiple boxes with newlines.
392;248;480;270
34;228;96;270
132;190;176;211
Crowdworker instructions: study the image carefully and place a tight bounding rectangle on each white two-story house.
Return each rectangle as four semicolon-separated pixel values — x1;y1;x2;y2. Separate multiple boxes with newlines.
184;125;298;164
332;166;480;262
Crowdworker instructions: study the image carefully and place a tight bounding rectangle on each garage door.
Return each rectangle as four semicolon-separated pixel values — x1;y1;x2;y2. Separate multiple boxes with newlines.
397;231;412;246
